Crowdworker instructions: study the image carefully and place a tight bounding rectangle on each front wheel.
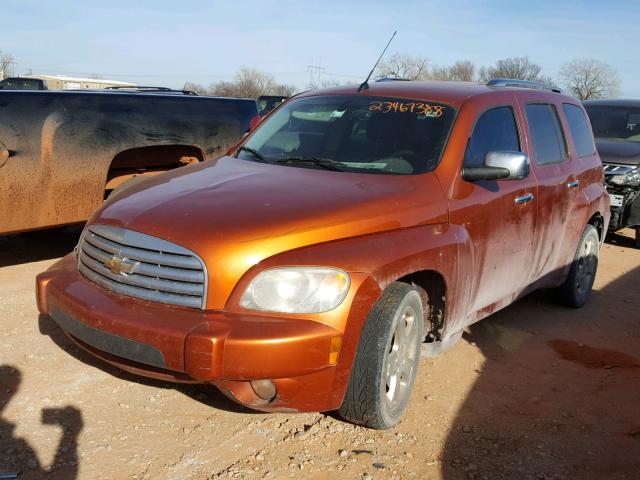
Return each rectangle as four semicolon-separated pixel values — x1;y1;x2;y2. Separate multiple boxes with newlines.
339;282;424;429
555;224;600;308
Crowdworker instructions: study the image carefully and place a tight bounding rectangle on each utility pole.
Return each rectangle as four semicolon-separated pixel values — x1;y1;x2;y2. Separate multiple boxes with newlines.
307;64;325;88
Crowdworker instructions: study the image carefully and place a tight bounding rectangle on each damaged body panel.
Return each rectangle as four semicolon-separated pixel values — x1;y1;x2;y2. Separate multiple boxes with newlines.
0;90;257;234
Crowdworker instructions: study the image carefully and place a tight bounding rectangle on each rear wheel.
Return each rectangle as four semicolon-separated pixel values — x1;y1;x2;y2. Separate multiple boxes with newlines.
339;282;423;429
555;224;600;308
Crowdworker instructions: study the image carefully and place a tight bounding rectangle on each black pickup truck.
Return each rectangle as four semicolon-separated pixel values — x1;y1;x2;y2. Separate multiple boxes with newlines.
585;99;640;247
0;88;258;235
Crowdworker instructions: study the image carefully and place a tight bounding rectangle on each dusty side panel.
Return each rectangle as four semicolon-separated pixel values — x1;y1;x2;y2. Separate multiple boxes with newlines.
0;91;250;234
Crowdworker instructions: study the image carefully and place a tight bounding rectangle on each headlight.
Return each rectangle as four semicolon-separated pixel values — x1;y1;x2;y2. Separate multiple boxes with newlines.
240;267;350;313
610;167;640;186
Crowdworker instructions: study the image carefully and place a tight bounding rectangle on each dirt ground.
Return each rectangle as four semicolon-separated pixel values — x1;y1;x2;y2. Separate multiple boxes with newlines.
1;226;639;480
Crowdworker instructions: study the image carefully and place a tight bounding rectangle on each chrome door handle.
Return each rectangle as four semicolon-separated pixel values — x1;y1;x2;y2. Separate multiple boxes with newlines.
515;193;534;204
567;180;580;189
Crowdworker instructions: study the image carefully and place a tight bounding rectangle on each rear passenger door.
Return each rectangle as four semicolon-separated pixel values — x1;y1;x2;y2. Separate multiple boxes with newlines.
520;101;577;282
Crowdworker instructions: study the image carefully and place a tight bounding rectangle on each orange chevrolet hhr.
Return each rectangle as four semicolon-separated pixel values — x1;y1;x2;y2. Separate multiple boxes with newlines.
37;79;609;429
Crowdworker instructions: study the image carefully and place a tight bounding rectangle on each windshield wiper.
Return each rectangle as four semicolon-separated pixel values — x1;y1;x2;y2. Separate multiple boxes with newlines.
236;146;271;163
275;156;348;171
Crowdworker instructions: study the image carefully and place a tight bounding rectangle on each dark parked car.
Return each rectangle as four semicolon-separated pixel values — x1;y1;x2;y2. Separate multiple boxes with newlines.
585;99;640;247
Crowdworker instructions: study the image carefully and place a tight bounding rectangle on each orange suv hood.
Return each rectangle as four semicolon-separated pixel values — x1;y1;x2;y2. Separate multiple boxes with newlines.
93;156;447;309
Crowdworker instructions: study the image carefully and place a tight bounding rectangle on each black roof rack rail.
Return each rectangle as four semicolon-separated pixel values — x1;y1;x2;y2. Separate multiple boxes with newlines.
487;78;561;93
104;86;199;95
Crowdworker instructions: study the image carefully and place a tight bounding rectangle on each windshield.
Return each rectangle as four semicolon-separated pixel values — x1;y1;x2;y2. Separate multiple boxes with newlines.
585;106;640;142
237;95;456;174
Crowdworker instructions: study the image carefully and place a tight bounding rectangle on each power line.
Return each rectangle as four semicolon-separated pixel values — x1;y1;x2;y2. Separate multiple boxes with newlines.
307;64;326;86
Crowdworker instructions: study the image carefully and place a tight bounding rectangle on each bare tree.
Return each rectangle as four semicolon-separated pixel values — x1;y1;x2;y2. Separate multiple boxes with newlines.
0;50;16;80
558;58;621;100
430;60;476;81
212;68;295;98
186;68;295;98
269;81;296;97
375;53;429;80
479;56;551;83
447;60;476;81
307;77;348;90
183;82;210;95
376;55;477;82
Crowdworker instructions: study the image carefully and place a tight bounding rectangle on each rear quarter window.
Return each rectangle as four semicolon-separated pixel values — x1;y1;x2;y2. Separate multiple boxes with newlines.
525;104;568;165
562;103;595;157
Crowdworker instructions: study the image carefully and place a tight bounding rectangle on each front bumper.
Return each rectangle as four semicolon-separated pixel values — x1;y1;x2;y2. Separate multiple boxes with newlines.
606;184;640;231
36;254;351;412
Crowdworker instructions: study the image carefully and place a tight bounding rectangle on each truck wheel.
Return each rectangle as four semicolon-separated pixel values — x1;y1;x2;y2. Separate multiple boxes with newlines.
339;282;423;429
555;224;600;308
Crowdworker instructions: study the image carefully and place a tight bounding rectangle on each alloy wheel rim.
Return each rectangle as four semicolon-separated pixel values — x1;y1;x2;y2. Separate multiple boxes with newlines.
575;235;597;296
383;304;419;410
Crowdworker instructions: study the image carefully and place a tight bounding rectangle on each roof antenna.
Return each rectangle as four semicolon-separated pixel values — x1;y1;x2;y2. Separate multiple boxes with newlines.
358;31;397;93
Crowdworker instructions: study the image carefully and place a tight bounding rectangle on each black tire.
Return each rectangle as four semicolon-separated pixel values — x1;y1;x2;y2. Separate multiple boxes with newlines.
339;282;424;429
555;224;600;308
635;227;640;249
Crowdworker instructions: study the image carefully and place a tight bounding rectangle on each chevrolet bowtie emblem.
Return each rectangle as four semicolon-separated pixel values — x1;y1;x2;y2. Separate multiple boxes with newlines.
104;256;136;275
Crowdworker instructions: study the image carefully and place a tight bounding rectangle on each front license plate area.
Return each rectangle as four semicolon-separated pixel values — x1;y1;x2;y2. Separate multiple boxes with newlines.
609;194;624;208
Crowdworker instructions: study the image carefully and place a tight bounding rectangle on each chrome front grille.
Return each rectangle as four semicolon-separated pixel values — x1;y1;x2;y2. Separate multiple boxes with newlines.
77;224;207;309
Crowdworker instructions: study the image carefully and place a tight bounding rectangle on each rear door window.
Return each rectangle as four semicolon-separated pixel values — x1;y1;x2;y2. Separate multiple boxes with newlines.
464;106;520;167
525;104;568;165
562;103;595;157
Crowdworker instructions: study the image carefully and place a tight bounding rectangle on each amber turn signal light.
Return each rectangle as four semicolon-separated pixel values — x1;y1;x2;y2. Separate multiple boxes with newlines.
329;336;342;365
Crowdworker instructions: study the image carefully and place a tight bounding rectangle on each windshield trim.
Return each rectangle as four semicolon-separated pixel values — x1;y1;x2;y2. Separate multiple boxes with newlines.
236;94;458;176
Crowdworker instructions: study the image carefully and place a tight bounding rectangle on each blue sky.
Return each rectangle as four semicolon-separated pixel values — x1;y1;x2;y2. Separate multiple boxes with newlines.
2;0;639;96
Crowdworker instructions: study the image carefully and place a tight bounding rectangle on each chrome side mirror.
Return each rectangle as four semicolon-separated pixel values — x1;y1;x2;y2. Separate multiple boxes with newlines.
485;151;530;180
462;151;530;182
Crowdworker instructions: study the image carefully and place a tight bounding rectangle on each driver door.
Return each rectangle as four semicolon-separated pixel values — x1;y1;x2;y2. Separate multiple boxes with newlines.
449;103;538;317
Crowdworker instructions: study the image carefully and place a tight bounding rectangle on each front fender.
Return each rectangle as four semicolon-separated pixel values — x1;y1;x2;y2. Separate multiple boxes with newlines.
223;222;470;406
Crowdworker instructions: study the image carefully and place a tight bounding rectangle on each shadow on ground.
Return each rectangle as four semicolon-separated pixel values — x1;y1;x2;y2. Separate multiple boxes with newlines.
0;365;83;479
441;267;640;480
37;314;256;416
0;225;83;268
605;230;638;249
